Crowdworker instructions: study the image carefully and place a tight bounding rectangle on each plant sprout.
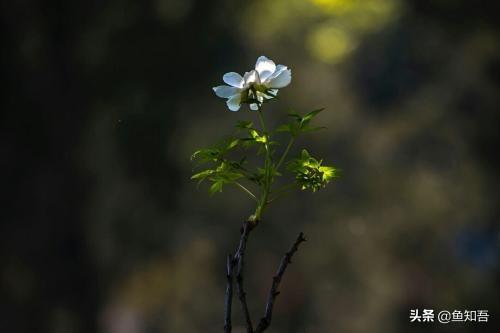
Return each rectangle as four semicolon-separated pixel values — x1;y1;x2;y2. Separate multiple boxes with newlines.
193;56;337;223
191;56;338;332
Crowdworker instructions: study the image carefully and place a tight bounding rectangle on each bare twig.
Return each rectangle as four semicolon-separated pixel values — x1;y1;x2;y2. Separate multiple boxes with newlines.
235;222;254;333
224;255;235;333
255;232;307;333
224;222;305;333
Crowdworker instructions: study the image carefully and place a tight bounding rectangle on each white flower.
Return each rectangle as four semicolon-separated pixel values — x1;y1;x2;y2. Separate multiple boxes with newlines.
213;56;292;111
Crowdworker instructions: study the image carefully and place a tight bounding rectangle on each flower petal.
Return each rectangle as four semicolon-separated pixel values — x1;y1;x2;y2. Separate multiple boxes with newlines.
223;72;244;88
213;85;240;98
226;94;241;111
249;103;259;111
268;65;286;79
255;56;276;81
243;70;260;86
268;68;291;88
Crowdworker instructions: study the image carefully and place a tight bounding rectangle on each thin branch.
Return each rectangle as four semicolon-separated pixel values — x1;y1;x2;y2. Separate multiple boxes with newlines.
255;105;273;221
275;136;295;172
255;232;307;333
224;255;235;333
223;158;253;178
234;221;254;333
234;182;258;202
257;108;267;134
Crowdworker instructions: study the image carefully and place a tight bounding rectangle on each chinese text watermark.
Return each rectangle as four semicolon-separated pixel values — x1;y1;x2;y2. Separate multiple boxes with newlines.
410;309;489;324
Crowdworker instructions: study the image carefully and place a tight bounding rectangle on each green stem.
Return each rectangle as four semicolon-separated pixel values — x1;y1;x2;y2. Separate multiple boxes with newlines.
275;136;295;172
234;182;258;202
254;103;272;221
257;108;267;134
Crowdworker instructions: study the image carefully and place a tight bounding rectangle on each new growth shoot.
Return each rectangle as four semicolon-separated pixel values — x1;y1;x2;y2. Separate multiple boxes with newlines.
191;56;338;224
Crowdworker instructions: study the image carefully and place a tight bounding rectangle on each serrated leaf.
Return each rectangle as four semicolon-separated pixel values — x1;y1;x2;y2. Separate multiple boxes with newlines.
209;181;224;195
255;135;267;143
319;166;337;182
301;149;310;159
287;149;337;192
302;108;324;122
227;139;239;150
249;129;259;139
191;169;214;180
191;148;222;164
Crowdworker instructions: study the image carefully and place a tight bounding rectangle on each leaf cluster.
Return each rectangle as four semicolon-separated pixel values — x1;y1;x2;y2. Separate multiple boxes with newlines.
191;108;338;200
287;149;338;192
276;108;326;137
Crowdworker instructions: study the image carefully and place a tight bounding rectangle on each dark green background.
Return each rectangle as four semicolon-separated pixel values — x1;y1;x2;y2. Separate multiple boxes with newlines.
2;0;499;332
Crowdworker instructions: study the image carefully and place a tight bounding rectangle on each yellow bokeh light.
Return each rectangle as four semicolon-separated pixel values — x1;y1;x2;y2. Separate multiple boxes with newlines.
241;0;401;64
307;24;356;64
310;0;400;33
311;0;356;13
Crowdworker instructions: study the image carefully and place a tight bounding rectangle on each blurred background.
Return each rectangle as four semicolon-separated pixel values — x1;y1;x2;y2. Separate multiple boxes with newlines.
2;0;500;332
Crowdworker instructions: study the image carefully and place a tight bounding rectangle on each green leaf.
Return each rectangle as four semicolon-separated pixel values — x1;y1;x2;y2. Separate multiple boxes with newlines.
301;149;310;159
249;129;259;139
236;120;253;129
191;169;214;183
302;108;324;121
191;148;222;164
287;149;337;192
319;166;336;182
255;135;267;143
209;181;224;195
300;109;323;129
227;138;239;150
249;128;267;143
192;159;247;195
282;108;326;137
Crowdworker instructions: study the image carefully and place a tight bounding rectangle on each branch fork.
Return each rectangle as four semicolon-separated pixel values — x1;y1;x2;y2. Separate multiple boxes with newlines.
224;220;306;333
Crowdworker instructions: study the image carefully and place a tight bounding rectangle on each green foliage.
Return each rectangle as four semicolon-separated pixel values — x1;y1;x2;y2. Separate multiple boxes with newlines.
276;108;326;137
287;149;338;192
191;107;338;219
190;148;221;165
249;129;267;143
190;136;242;166
191;136;251;195
191;161;245;195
